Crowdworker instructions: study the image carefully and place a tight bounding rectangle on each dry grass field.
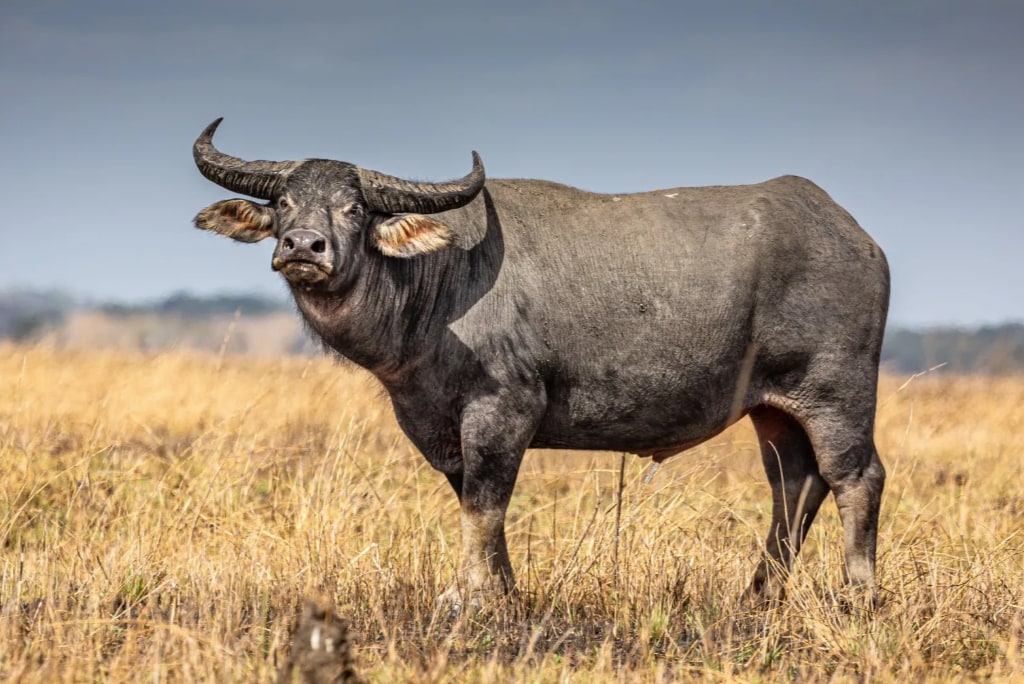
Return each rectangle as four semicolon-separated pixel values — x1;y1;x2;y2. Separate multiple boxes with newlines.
1;342;1022;682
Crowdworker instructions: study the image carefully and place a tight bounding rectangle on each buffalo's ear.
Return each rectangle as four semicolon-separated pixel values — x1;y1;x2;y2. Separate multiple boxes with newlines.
373;214;454;258
194;199;274;243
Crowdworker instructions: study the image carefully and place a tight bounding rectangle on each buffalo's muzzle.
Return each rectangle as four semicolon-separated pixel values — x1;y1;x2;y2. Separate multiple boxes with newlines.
273;229;333;284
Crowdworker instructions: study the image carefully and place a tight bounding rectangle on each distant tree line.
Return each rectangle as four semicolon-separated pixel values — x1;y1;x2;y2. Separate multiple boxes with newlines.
99;291;290;317
0;290;290;343
0;289;74;342
1;289;1021;373
881;324;1024;375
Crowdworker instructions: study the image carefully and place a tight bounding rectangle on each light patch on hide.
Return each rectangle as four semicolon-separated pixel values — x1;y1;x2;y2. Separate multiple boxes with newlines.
374;214;453;258
194;199;274;243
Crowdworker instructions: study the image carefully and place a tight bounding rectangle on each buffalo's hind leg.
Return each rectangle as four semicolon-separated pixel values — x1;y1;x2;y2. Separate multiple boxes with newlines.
805;408;886;605
745;406;831;603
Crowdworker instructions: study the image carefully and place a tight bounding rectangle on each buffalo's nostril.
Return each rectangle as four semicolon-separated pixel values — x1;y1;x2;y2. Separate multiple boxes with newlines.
283;237;295;250
312;238;326;254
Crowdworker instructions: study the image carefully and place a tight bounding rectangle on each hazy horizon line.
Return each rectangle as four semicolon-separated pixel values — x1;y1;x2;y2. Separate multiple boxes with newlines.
2;284;1020;331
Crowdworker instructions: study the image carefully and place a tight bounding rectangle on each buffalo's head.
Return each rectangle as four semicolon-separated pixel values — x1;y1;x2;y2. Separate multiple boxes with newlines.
192;118;484;286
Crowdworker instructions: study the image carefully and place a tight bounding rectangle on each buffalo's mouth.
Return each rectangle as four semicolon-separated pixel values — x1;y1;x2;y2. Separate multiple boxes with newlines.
273;259;331;284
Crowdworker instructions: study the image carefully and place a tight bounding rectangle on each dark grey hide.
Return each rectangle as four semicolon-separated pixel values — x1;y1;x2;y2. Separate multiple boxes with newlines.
192;119;890;607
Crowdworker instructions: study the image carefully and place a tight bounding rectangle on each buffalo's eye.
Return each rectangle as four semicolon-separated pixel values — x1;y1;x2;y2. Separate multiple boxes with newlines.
277;197;290;209
346;203;363;217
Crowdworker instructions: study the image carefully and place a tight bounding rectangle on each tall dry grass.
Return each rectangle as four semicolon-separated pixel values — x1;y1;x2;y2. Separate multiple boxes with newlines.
1;342;1022;682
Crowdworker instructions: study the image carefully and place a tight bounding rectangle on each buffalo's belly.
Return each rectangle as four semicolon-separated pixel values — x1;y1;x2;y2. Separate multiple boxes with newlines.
530;423;720;454
530;373;737;453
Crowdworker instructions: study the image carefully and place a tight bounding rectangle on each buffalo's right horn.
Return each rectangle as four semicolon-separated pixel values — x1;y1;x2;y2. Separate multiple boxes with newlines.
193;118;300;200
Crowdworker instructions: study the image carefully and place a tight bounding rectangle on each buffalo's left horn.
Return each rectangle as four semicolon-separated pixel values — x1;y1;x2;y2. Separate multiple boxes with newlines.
193;118;300;200
358;152;485;215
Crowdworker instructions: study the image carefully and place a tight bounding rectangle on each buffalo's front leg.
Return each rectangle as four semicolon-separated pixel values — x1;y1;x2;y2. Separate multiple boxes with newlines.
459;456;518;599
439;389;541;612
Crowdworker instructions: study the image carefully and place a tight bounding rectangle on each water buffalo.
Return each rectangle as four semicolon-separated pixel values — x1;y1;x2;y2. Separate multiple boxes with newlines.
192;118;890;608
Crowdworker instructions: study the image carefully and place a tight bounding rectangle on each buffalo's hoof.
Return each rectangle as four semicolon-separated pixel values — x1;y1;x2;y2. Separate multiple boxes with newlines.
836;583;883;614
435;583;509;620
741;573;787;609
434;586;483;620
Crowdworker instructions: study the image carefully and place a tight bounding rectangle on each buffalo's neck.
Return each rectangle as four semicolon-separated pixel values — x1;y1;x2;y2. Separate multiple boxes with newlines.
290;245;471;387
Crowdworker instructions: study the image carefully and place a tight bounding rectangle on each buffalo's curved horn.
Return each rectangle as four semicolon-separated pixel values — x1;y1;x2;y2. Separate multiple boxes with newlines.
358;152;485;215
193;118;300;200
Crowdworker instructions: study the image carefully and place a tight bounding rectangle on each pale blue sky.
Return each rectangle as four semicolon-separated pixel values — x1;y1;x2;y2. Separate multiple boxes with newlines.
1;0;1021;326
